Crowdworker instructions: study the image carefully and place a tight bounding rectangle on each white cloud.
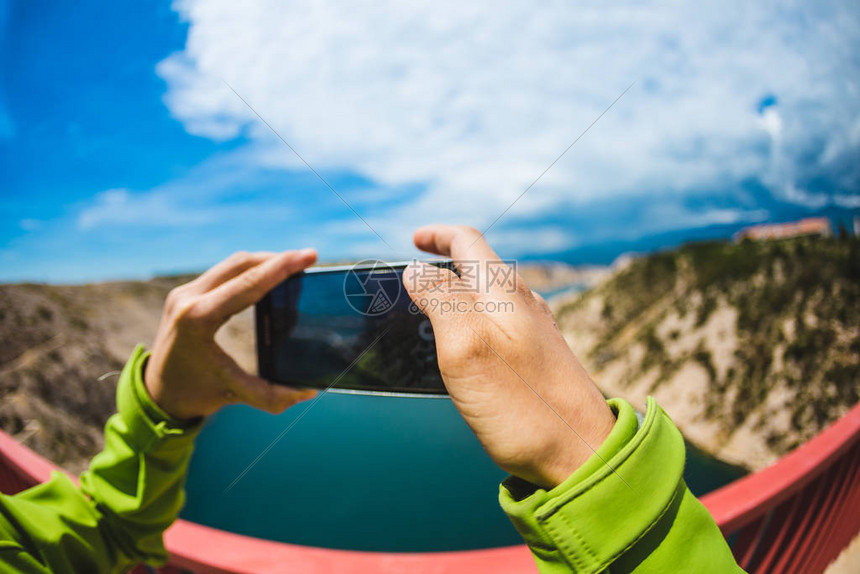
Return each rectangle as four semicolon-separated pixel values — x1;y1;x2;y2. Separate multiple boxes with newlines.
760;108;783;149
77;188;211;229
834;194;860;209
486;227;579;255
609;204;770;242
157;0;860;249
75;148;303;231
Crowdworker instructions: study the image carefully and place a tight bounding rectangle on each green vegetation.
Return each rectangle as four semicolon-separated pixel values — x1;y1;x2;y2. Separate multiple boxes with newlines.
692;345;716;383
557;235;860;449
36;305;53;321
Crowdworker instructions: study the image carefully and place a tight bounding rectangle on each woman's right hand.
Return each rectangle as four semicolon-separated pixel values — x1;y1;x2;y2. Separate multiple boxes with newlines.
403;225;616;489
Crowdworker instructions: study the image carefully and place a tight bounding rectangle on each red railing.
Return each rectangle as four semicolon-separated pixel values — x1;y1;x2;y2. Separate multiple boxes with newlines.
2;400;858;573
699;400;860;573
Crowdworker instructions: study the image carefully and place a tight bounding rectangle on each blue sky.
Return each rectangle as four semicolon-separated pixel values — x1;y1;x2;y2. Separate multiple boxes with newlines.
1;0;859;283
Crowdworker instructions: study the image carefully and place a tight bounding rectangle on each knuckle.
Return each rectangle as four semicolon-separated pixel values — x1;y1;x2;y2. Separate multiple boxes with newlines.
172;297;205;325
456;225;483;244
450;226;484;256
230;250;253;265
240;266;266;294
164;287;186;314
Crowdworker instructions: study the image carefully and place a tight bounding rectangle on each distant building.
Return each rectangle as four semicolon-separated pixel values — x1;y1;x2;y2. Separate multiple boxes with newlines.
733;217;832;243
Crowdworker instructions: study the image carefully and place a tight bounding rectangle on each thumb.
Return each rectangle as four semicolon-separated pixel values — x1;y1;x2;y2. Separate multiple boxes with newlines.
219;348;317;414
232;368;318;414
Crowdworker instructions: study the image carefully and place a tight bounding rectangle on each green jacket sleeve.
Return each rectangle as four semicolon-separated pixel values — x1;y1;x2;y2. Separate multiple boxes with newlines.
0;345;202;573
499;397;744;573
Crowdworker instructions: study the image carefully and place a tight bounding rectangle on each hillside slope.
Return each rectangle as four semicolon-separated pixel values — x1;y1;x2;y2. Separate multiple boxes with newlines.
2;244;857;474
0;275;256;473
553;236;860;470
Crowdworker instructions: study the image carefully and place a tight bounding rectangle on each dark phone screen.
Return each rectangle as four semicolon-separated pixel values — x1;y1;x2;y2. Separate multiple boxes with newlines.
257;264;447;395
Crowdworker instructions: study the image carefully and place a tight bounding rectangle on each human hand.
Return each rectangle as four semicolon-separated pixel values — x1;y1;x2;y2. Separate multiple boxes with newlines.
403;225;615;489
144;250;320;421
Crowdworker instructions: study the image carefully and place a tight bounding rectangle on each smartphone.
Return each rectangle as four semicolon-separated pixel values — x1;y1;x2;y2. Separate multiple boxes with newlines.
255;260;455;396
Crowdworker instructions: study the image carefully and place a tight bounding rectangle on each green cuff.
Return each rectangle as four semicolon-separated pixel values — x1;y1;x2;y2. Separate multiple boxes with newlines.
116;345;202;451
500;397;687;573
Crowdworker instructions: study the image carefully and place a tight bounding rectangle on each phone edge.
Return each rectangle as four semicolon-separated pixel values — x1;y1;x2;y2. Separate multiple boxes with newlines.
253;258;455;397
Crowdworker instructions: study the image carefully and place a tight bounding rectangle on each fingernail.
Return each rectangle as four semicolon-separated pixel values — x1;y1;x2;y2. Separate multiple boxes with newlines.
298;248;317;259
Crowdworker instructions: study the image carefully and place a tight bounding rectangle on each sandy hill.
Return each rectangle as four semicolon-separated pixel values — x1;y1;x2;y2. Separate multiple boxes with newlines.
0;274;255;473
552;235;860;470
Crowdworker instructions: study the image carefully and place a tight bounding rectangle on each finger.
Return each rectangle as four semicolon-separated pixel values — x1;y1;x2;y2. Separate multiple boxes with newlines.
188;251;278;295
413;225;501;264
402;261;467;324
214;343;317;414
238;374;318;414
224;358;318;414
403;261;460;302
198;248;317;322
414;225;523;295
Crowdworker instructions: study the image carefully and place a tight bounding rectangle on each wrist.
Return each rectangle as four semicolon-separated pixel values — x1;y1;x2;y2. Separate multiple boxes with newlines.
141;356;202;423
121;346;203;436
529;397;617;489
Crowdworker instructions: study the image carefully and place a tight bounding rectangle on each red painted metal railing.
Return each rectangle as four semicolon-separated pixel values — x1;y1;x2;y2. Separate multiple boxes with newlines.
699;401;860;573
2;400;858;573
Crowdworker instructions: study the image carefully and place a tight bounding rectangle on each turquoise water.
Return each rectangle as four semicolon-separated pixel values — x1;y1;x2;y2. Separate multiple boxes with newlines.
182;393;520;551
684;440;747;497
181;392;746;551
